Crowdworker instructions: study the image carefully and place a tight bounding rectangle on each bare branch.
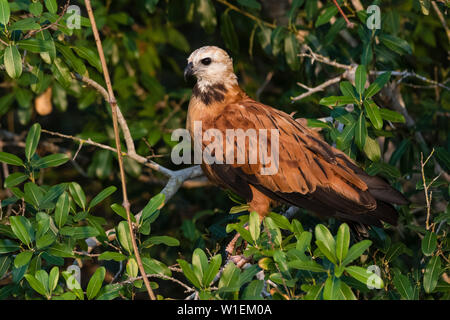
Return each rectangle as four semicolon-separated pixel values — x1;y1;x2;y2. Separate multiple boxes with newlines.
292;75;344;101
84;0;155;300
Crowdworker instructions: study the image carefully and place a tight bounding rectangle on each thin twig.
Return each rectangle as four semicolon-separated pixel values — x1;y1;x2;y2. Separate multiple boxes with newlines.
24;0;71;39
292;75;344;101
84;0;155;300
332;0;354;28
120;273;195;293
216;0;276;29
431;1;450;44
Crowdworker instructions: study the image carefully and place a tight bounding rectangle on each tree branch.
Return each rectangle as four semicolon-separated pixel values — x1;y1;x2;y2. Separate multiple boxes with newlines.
84;0;155;300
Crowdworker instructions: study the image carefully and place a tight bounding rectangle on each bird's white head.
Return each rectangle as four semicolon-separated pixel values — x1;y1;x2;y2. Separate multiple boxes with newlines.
184;46;238;91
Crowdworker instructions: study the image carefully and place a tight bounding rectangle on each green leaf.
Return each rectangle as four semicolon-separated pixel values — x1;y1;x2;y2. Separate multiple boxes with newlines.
0;256;11;279
346;266;383;289
72;46;103;73
25;123;41;161
117;221;133;254
288;259;326;273
355;112;367;150
379;34;412;55
88;186;117;210
268;212;292;231
40;184;66;209
141;193;165;222
218;262;240;292
323;276;341;300
24;274;47;296
336;223;350;264
284;34;299;71
60;226;99;239
192;248;209;286
339;281;357;300
69;182;86;211
0;239;20;253
337;122;356;147
363;136;381;162
319;96;355;107
44;0;57;14
342;240;372;266
4;45;22;79
203;254;222;287
303;283;324;300
36;232;56;249
315;6;338;27
296;231;312;252
221;11;239;53
355;65;367;97
393;271;414;300
55;192;70;228
0;152;24;166
49;242;74;258
423;256;442;293
9;18;40;31
365;72;391;99
4;172;28;188
0;0;10;25
86;267;106;300
35;270;50;296
52;58;72;88
17;39;53;53
142;257;171;277
10;216;33;246
339;81;358;103
29;2;43;16
35;154;70;169
126;258;138;279
142;236;180;247
14;251;33;268
24;182;44;208
111;203;133;222
55;43;87;75
364;100;383;130
248;211;260;243
315;224;336;263
435;147;450;172
98;251;127;262
48;266;59;294
421;231;437;256
177;259;201;289
242;280;264;300
379;108;405;123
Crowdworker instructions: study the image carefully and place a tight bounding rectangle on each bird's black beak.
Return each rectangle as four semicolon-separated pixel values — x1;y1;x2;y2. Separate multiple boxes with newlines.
184;62;194;81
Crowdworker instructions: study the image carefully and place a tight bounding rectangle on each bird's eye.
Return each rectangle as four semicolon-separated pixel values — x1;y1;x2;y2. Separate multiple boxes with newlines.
201;57;212;65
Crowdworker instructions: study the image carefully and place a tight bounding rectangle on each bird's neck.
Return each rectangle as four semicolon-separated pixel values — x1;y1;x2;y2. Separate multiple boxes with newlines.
192;77;244;106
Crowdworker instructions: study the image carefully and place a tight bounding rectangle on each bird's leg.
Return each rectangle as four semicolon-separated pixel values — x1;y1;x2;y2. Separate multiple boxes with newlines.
227;187;270;268
226;224;252;268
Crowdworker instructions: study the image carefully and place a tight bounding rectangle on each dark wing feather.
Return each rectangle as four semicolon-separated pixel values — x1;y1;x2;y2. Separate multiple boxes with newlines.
201;98;407;226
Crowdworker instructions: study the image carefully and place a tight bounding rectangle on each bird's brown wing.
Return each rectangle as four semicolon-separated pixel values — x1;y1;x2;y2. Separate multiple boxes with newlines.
201;98;408;226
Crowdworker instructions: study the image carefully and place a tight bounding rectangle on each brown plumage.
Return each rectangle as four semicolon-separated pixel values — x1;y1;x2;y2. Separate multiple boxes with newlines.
184;46;408;233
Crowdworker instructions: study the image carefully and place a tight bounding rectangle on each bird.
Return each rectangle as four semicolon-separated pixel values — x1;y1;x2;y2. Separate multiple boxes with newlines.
183;45;409;248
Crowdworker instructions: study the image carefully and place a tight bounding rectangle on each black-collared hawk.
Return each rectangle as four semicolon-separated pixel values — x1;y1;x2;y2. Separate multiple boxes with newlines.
183;46;408;236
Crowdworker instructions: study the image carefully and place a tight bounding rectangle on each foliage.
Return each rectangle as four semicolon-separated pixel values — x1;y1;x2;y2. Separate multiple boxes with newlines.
0;0;449;300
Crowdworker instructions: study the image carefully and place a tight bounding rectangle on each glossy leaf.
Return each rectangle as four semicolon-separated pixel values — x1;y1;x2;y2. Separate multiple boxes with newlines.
423;256;441;293
86;267;106;300
25;123;41;161
0;152;24;166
